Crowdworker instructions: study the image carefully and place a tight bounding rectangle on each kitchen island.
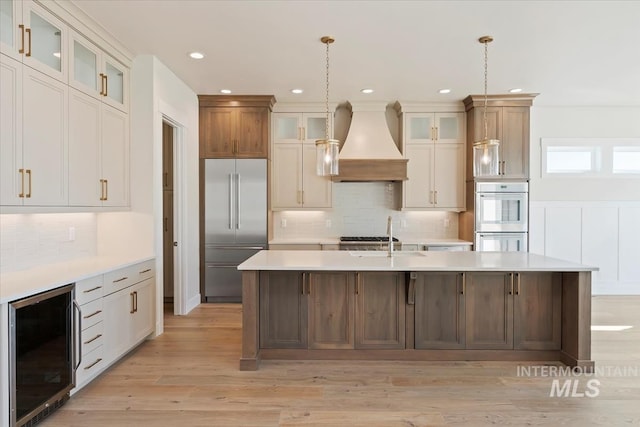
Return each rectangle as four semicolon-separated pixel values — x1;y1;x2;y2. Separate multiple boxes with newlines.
237;250;596;371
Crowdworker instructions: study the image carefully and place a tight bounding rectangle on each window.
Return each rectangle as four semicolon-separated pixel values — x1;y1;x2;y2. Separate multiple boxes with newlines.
613;146;640;174
541;138;640;178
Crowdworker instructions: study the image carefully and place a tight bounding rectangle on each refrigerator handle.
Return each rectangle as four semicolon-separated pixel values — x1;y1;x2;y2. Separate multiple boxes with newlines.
236;173;241;229
228;174;234;229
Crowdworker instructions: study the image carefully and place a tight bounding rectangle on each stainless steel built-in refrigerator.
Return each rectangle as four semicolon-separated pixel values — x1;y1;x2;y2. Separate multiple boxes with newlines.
203;159;267;302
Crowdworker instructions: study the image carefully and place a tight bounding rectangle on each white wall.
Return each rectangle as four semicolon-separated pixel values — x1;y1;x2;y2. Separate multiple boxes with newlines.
529;106;640;295
109;55;200;333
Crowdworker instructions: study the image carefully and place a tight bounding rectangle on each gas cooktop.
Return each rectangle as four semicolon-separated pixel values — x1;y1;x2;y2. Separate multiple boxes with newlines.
340;236;399;242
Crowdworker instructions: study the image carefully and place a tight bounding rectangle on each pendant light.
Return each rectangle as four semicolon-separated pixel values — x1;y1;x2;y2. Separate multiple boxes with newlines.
316;36;339;176
473;36;500;177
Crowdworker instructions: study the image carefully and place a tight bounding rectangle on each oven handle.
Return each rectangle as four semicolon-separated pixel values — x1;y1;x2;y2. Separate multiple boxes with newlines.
73;300;82;371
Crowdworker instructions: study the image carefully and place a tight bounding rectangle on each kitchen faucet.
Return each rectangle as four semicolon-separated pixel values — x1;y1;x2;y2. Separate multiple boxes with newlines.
387;215;393;257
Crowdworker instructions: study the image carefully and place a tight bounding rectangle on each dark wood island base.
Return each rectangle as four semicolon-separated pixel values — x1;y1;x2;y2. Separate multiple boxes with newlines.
240;268;594;372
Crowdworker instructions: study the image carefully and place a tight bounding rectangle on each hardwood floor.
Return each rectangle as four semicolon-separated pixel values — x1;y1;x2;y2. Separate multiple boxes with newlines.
42;296;640;426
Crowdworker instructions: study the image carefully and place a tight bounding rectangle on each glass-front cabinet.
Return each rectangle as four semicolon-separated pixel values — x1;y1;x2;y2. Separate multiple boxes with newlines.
0;0;67;82
69;31;128;112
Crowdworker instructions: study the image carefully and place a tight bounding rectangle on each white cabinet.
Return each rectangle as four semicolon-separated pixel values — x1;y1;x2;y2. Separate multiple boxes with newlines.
0;0;67;82
69;31;128;113
0;1;130;210
272;112;332;209
403;112;465;210
74;275;106;389
69;88;129;206
102;261;155;365
1;54;68;206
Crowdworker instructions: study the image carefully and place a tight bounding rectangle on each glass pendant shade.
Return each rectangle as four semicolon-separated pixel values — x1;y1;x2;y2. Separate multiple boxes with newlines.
473;139;500;177
316;139;339;176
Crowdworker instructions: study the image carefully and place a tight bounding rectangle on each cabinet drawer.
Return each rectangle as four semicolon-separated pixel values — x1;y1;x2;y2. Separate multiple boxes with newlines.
81;321;104;356
76;345;104;386
75;275;104;305
104;260;155;295
79;298;104;330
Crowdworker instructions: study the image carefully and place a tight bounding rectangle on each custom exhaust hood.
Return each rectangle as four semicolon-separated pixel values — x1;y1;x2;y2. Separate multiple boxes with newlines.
332;102;408;182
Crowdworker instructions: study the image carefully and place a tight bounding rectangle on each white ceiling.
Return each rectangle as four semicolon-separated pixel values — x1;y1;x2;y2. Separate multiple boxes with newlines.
70;0;640;107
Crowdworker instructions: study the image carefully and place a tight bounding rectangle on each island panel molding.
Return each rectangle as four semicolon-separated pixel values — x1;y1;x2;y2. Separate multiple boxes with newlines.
239;250;596;371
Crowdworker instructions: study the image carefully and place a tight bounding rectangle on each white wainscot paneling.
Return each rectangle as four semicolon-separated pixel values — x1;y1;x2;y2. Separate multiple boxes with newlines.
619;207;640;285
529;206;545;255
581;207;619;290
544;207;582;263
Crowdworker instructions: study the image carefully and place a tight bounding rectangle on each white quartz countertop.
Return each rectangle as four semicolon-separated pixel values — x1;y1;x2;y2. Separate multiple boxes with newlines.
268;238;472;246
238;250;598;272
0;254;155;304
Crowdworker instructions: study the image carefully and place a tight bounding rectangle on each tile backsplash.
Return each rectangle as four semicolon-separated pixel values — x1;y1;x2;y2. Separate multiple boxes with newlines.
0;213;97;273
273;182;459;240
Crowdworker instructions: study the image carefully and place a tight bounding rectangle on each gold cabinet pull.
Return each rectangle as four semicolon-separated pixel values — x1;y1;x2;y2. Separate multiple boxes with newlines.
134;291;138;313
99;179;105;200
83;286;102;293
460;273;466;295
99;73;105;95
25;27;31;56
18;24;25;53
25;169;31;198
301;272;307;295
113;276;128;283
139;268;152;274
515;273;521;295
434;127;439;141
83;309;102;319
434;190;438;205
84;358;102;370
508;273;514;295
18;169;24;197
83;333;103;345
130;292;135;313
407;272;416;305
104;179;108;200
103;74;108;96
355;272;361;295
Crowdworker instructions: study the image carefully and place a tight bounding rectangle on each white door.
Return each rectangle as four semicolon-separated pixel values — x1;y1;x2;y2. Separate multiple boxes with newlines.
101;105;129;206
404;144;434;208
68;88;101;206
434;143;464;209
0;54;23;205
272;143;302;208
22;65;67;205
302;143;331;208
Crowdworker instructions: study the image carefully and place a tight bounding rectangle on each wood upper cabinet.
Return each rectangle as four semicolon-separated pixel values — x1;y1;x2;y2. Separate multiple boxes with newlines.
355;272;405;349
413;272;465;349
465;271;561;350
198;95;275;159
259;271;308;349
401;112;465;210
308;272;355;349
463;94;536;180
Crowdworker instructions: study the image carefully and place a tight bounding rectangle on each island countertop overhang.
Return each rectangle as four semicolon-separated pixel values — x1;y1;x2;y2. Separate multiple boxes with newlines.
237;250;598;272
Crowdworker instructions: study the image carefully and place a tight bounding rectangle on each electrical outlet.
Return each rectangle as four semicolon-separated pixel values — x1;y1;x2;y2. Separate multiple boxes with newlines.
325;219;332;228
68;227;76;241
281;219;287;228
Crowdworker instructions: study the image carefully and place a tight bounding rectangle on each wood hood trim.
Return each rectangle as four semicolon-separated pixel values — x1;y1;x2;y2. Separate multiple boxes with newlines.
331;159;408;182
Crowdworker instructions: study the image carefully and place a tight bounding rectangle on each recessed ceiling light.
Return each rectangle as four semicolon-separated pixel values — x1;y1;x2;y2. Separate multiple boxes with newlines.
189;52;204;59
220;89;232;94
438;89;451;94
509;88;523;93
291;89;304;94
361;88;374;94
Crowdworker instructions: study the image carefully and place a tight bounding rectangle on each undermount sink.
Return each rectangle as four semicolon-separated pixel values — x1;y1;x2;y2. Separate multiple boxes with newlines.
348;251;426;257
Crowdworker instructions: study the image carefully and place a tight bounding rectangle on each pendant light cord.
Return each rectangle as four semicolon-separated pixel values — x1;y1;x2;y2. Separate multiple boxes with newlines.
483;39;489;141
325;39;330;140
